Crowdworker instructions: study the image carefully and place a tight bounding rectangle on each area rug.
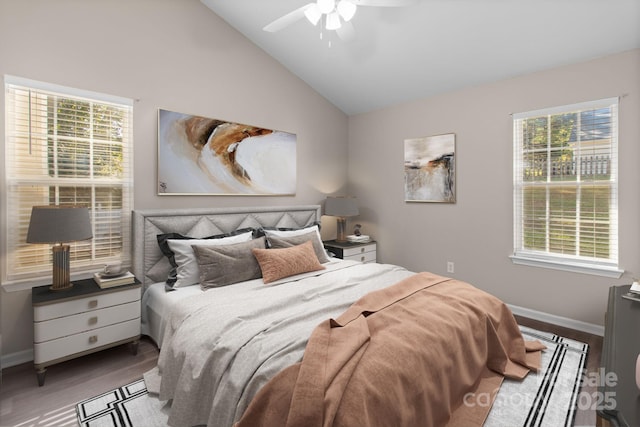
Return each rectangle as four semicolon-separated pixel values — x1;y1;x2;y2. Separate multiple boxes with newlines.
484;326;589;427
76;326;588;427
75;379;169;427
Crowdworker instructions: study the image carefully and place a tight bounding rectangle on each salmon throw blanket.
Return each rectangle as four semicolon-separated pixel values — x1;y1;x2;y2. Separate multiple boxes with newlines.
235;273;544;427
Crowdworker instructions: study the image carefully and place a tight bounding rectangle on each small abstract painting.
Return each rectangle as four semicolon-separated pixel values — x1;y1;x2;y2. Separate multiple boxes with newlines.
158;109;296;195
404;133;455;203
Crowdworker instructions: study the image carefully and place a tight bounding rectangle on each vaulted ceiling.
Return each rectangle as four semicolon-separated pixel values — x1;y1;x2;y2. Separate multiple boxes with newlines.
201;0;640;115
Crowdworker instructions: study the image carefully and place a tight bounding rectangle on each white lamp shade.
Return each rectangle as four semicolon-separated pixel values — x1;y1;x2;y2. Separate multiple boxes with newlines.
317;0;336;14
325;196;359;217
27;205;93;244
337;0;357;22
326;11;342;30
304;4;322;26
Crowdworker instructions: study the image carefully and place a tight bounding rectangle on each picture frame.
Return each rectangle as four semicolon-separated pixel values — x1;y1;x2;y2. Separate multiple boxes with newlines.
404;133;455;203
157;109;297;195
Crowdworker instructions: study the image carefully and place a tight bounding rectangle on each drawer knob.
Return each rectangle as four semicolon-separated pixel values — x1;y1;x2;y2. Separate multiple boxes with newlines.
89;335;98;344
88;300;98;308
360;248;365;253
361;256;365;262
88;316;98;325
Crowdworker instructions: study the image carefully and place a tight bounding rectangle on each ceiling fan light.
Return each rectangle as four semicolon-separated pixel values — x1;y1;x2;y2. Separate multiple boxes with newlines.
317;0;336;14
337;1;357;22
304;4;322;26
326;11;342;30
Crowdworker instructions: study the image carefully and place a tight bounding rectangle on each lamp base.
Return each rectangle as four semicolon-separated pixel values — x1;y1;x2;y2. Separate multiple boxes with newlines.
51;244;73;291
49;283;74;292
336;217;347;242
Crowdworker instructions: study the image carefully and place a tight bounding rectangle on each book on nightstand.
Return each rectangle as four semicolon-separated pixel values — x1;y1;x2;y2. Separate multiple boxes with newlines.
93;271;136;288
346;234;371;243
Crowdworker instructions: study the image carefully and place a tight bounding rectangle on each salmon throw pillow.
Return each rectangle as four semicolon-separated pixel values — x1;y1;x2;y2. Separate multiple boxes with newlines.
252;240;325;284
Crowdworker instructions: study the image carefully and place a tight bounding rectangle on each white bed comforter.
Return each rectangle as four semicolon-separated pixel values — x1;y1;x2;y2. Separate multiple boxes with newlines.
144;260;415;427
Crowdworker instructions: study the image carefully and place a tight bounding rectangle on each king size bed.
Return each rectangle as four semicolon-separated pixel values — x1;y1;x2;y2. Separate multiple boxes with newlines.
132;205;545;427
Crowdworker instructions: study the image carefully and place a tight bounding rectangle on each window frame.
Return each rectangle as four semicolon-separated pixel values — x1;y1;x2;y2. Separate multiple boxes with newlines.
510;97;622;278
2;75;134;291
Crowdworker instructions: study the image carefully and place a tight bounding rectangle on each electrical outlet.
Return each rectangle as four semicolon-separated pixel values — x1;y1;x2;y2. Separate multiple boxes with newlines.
447;261;455;273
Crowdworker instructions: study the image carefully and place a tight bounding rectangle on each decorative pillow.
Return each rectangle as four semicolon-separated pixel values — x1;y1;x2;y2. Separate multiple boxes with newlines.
193;237;266;289
164;230;254;288
252;240;325;284
257;222;321;238
157;228;254;287
266;230;331;263
157;227;255;264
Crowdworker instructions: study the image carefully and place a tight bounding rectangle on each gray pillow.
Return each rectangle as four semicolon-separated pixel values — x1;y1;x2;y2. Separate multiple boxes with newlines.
266;231;331;263
192;237;266;289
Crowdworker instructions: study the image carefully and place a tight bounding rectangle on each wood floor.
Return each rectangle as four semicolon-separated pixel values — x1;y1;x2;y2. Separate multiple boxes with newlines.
0;319;602;427
0;337;159;427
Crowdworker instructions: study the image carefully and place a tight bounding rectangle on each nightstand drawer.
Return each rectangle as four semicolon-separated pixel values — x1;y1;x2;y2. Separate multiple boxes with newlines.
324;240;377;263
342;243;376;258
32;279;141;385
34;301;141;343
33;318;140;365
344;250;376;263
34;288;140;322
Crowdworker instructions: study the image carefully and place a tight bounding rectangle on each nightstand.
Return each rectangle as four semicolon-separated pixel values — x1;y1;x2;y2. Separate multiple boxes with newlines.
32;277;141;386
324;240;377;263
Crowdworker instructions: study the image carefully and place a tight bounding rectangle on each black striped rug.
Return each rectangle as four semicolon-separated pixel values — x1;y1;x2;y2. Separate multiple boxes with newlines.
484;326;589;427
75;326;588;427
75;378;169;427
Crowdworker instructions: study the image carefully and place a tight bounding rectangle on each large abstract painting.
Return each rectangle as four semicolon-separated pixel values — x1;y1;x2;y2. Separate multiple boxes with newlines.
404;133;455;203
158;109;296;195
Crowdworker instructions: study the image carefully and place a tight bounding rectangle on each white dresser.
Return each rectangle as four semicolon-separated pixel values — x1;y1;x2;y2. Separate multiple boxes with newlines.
323;240;377;263
32;278;141;386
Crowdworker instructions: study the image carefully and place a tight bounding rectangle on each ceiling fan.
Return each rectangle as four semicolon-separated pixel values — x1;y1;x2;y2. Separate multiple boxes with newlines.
263;0;415;41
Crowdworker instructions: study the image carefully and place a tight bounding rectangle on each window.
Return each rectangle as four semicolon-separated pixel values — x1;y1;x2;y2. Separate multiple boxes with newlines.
511;98;621;278
3;76;133;289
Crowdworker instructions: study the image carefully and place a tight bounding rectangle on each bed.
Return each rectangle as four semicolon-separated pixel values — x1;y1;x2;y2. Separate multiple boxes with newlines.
133;205;327;347
133;205;542;427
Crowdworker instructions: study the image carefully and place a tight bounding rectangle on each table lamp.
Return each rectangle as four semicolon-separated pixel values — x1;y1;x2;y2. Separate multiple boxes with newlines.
325;196;359;242
26;205;93;291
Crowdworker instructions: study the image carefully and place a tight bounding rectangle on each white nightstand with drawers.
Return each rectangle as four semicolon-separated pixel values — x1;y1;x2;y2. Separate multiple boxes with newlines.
323;240;377;263
31;278;141;386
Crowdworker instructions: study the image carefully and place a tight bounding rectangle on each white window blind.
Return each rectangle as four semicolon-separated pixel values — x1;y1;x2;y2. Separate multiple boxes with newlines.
3;76;134;287
512;98;621;277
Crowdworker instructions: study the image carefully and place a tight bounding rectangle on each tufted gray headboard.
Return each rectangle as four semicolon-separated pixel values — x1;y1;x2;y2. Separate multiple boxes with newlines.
132;205;321;287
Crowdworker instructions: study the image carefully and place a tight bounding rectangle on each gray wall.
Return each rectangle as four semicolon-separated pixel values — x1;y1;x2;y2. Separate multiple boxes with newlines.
0;0;348;360
349;49;640;327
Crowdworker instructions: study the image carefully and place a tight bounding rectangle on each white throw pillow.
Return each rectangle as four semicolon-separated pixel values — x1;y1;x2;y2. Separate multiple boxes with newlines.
263;225;330;263
167;231;253;288
263;225;321;239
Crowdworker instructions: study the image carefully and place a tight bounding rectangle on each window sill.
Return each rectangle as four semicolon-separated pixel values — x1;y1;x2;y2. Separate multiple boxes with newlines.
2;278;50;292
510;254;624;278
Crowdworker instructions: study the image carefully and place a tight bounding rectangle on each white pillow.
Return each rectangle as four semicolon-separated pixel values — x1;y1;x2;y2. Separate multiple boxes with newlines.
167;231;253;288
263;225;331;262
263;225;322;239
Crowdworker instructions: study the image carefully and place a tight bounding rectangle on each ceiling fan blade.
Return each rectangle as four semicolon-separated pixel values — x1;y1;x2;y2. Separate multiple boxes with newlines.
336;21;356;42
352;0;417;6
263;3;315;32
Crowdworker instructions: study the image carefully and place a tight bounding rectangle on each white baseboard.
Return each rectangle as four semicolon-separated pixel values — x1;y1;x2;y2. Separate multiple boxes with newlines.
509;304;604;337
1;348;33;370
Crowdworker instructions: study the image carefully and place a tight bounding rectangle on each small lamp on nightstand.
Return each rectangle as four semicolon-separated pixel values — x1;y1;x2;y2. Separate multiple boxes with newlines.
325;196;359;243
27;205;93;291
